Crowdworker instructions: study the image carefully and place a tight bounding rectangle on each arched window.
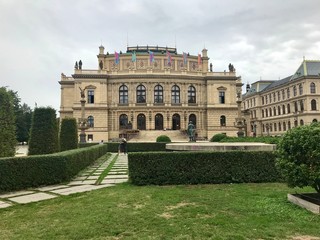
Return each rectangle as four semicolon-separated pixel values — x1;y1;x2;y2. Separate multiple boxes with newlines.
293;85;297;96
312;119;318;123
87;116;94;128
273;93;276;102
189;114;197;128
282;90;285;100
188;85;196;103
262;124;265;132
287;103;291;113
299;84;303;95
282;105;286;114
278;122;282;131
310;82;316;93
294;120;298;127
137;114;146;130
261;96;264;105
269;108;272;117
171;85;180;104
278;106;281;115
119;114;128;129
266;109;268;117
311;99;317;111
287;88;290;98
288;121;291;129
283;122;286;131
300;119;304;126
136;84;146;103
220;115;226;126
300;100;304;112
119;85;128;104
274;123;277;132
273;107;276;116
294;101;298;113
154;84;163;103
262;109;264;118
277;91;280;101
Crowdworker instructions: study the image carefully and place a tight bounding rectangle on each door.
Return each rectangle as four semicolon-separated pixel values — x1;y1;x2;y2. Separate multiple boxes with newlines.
155;114;163;130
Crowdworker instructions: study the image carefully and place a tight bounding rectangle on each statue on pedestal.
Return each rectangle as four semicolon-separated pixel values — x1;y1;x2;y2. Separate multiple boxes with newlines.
187;121;196;142
79;87;86;99
79;60;83;70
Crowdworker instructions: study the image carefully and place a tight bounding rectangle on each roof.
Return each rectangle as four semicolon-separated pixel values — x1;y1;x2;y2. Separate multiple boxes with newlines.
126;46;177;54
290;60;320;81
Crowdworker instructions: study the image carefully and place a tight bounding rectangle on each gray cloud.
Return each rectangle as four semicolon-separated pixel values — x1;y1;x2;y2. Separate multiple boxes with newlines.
1;0;319;113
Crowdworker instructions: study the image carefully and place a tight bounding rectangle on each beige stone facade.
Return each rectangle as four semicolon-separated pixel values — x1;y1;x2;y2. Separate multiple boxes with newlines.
59;46;242;142
243;60;320;137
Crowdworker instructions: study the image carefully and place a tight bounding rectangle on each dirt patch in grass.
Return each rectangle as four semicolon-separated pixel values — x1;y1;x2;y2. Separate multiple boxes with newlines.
166;201;196;210
158;212;174;219
291;236;320;240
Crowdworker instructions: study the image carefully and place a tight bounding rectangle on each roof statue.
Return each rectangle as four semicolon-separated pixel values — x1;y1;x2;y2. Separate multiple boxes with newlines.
79;60;82;70
74;61;78;70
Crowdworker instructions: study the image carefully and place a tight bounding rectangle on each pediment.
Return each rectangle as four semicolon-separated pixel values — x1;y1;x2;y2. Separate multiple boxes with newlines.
217;86;227;90
86;85;96;89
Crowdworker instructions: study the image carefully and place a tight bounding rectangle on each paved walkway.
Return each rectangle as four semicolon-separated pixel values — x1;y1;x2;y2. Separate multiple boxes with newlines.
0;153;128;209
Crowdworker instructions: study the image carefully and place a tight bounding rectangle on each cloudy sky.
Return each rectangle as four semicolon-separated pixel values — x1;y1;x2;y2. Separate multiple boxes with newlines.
1;0;319;114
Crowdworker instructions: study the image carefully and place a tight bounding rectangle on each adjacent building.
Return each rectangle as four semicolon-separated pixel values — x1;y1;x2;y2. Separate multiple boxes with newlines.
243;59;320;136
59;45;242;141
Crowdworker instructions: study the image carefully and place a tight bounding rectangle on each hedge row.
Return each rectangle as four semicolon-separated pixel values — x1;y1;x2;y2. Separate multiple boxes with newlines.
128;151;281;185
90;142;167;152
0;144;108;192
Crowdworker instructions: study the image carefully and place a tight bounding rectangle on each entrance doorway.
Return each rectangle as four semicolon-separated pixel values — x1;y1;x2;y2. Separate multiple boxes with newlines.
188;114;196;128
137;114;146;130
172;114;180;130
155;114;163;130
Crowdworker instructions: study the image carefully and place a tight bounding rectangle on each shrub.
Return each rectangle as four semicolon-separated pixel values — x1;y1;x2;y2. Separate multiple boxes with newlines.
210;133;227;142
28;107;59;155
0;144;108;192
60;118;78;151
0;87;16;157
129;151;280;185
156;135;171;143
276;123;320;193
105;142;167;152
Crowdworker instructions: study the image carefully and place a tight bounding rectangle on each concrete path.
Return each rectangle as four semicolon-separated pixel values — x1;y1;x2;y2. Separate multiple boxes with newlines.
0;153;128;209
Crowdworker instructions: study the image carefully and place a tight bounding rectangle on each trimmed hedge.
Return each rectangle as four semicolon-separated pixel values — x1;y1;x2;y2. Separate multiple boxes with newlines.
128;151;281;185
60;118;78;151
106;142;167;152
0;144;108;192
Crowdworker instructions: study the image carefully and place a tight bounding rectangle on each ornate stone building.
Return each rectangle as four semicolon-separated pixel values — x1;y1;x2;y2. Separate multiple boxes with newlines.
243;59;320;137
59;45;242;142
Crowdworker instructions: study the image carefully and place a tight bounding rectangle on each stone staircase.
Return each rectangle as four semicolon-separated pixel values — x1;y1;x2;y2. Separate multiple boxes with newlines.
129;130;188;142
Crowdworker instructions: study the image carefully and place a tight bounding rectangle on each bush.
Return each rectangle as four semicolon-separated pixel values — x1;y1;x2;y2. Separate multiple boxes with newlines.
28;107;59;155
0;87;16;157
0;144;108;192
156;135;171;143
129;151;280;185
60;118;78;151
105;142;167;152
210;133;227;142
276;123;320;193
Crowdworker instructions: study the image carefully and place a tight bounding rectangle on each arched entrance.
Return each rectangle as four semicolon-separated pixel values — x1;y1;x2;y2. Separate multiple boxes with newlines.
155;114;163;130
172;114;180;130
137;114;146;130
119;114;128;129
189;114;196;128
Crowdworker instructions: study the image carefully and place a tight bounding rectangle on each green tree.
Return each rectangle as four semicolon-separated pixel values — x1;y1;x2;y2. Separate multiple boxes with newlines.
28;107;59;155
16;103;33;143
0;87;16;157
276;123;320;193
60;117;78;151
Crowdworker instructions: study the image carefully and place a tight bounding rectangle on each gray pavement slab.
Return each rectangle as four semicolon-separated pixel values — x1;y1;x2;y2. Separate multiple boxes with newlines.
9;192;57;204
0;190;35;199
105;175;128;179
101;179;128;184
87;176;99;180
50;184;114;196
0;200;12;208
37;185;70;191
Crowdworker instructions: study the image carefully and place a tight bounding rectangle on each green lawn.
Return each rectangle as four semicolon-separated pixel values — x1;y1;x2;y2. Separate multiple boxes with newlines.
0;183;319;240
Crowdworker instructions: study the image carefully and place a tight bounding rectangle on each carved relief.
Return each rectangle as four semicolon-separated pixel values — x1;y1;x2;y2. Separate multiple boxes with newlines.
137;59;148;69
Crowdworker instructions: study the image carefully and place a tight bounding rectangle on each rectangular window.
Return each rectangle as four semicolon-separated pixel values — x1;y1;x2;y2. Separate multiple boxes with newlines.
87;134;93;141
88;90;94;104
219;91;225;104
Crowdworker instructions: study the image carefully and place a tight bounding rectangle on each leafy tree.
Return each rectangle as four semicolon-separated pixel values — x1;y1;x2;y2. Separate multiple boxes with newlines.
28;107;59;155
276;123;320;193
0;87;16;157
60;117;78;151
16;103;33;143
